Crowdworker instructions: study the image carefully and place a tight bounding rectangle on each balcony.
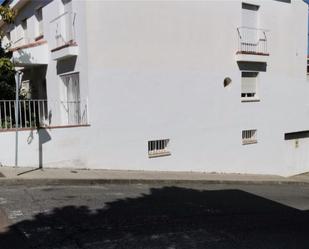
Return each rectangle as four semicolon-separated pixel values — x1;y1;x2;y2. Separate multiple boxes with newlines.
50;11;78;60
236;27;269;63
10;38;49;66
0;99;88;131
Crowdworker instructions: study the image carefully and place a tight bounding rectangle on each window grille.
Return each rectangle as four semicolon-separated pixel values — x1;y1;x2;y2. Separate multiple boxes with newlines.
148;139;171;158
242;129;257;145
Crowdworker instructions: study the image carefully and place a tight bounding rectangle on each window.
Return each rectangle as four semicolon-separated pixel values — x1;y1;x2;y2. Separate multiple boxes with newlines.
20;80;31;99
35;7;43;38
21;19;28;44
241;3;260;54
60;73;80;125
285;130;309;140
241;71;259;102
5;32;10;41
242;130;257;145
63;0;72;11
3;32;11;48
242;3;259;28
242;3;259;11
148;139;171;158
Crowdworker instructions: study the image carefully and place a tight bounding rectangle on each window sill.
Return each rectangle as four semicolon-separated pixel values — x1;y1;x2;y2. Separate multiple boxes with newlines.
50;40;77;52
241;98;260;103
35;35;44;41
236;51;270;56
242;140;257;145
148;151;171;158
9;39;47;52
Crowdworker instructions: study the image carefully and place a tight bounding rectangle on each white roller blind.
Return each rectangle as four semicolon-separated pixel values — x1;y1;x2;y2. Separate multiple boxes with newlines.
241;72;258;94
242;3;258;28
241;77;256;93
241;3;259;44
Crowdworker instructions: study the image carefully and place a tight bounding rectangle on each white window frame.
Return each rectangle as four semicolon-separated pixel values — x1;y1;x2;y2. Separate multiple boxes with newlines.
242;129;257;145
241;71;259;102
148;139;171;158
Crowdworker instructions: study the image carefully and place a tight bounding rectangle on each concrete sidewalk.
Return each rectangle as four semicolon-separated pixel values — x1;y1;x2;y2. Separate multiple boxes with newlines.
0;166;308;185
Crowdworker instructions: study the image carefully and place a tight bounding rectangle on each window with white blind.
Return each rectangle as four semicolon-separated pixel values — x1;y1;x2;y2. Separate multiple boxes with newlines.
241;71;259;102
20;80;31;99
242;3;259;28
242;129;257;145
148;139;171;158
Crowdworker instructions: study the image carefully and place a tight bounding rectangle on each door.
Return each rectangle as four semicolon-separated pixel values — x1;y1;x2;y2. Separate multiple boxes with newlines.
241;3;259;53
61;73;80;125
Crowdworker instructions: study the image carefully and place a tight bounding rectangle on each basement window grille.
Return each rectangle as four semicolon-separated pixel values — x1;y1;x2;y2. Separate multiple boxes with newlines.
148;139;171;158
242;129;257;145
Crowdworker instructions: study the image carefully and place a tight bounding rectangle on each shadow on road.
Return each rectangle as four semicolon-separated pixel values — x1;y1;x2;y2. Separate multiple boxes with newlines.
0;186;308;249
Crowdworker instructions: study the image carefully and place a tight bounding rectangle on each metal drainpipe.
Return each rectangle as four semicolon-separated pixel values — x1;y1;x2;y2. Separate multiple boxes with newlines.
14;71;23;168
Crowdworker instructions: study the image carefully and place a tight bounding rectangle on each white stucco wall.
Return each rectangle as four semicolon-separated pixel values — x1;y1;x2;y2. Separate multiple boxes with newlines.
0;0;309;176
0;127;89;168
83;0;309;176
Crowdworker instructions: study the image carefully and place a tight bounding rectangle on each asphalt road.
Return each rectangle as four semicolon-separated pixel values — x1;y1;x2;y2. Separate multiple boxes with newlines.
0;183;309;249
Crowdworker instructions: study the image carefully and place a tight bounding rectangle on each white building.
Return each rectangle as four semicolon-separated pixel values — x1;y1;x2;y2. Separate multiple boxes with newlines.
0;0;308;176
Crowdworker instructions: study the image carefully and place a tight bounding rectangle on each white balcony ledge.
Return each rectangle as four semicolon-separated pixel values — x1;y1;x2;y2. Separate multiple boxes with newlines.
236;27;270;63
235;52;269;63
241;97;260;103
11;41;49;66
51;44;79;61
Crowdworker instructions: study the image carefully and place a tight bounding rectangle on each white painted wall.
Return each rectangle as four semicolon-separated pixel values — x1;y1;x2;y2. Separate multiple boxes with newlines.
0;127;88;168
0;0;308;176
83;0;309;176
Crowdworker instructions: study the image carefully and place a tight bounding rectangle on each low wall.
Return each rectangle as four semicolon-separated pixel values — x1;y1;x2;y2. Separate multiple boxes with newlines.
0;126;89;168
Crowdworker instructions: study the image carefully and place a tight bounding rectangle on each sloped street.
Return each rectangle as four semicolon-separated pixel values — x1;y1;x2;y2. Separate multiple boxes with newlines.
0;183;309;249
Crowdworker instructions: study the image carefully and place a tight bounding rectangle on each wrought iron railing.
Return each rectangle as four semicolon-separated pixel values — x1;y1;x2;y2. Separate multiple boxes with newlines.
50;11;76;50
0;99;88;130
237;27;269;55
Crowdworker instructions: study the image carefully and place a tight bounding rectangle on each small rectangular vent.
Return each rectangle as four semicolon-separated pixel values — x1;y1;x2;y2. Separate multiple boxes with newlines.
148;139;171;158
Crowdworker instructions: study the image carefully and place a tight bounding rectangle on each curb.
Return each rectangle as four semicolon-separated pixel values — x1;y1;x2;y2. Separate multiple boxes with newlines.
0;178;308;186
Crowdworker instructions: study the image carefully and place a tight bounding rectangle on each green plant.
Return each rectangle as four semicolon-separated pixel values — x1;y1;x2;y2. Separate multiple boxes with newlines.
0;6;16;101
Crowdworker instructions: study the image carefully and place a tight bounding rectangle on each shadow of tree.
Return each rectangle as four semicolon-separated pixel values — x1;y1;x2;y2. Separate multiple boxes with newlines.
0;186;309;249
